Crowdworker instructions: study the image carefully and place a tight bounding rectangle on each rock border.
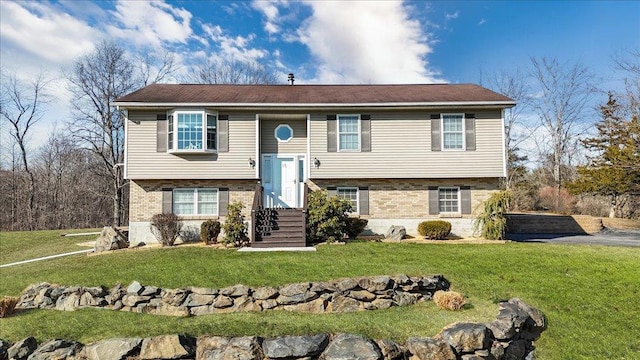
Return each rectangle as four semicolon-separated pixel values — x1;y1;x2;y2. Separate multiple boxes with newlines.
1;298;546;360
17;275;450;316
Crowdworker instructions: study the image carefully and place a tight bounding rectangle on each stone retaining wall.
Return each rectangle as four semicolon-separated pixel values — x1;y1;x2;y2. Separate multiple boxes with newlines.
1;298;546;360
17;275;450;316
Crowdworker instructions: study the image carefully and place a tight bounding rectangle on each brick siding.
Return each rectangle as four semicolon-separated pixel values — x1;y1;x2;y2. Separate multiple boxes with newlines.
308;178;500;219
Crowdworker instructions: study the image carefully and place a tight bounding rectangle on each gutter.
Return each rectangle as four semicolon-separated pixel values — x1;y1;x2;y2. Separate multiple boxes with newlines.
111;101;516;109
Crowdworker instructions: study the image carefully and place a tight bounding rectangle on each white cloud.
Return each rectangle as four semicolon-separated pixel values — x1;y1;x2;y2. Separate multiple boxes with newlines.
479;18;487;25
296;1;441;83
445;11;459;20
107;0;194;48
0;1;98;68
201;24;268;63
252;0;288;35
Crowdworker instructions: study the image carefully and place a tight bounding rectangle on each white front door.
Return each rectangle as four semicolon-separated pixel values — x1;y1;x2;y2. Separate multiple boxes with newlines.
262;154;305;208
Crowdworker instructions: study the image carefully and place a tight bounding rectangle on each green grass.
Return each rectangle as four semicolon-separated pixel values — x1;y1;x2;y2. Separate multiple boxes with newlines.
1;236;639;359
0;229;98;265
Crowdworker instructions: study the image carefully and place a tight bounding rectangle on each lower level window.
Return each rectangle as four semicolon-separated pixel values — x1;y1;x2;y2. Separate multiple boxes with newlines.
337;187;359;213
439;187;460;213
173;188;218;215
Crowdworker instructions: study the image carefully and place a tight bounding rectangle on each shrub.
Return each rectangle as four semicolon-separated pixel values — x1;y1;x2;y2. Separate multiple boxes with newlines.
222;202;248;247
433;290;466;311
538;186;576;214
345;217;368;240
474;190;510;240
417;220;452;240
306;189;352;243
150;213;183;246
0;296;19;318
200;219;221;245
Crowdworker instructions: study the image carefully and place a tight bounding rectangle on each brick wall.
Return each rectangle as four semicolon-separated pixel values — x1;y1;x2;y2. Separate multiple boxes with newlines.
308;178;500;219
129;179;257;222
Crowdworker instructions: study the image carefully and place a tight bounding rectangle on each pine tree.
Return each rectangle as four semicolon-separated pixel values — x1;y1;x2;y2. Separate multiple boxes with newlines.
567;94;640;217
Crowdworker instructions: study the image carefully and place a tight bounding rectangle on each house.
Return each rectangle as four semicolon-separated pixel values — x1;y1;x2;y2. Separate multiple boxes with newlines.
113;83;514;247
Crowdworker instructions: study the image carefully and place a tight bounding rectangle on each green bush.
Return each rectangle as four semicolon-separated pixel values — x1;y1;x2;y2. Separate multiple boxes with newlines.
306;189;352;243
150;213;183;246
222;202;249;247
474;190;511;240
345;217;368;240
417;220;452;240
200;219;221;245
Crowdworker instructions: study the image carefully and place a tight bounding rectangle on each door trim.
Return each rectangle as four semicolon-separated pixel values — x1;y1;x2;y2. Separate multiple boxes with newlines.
261;153;306;208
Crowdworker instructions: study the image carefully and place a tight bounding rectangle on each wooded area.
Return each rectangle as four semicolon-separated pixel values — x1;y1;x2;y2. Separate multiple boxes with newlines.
1;42;638;231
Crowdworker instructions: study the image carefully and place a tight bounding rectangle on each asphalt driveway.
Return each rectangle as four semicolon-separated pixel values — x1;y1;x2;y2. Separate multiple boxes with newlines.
507;228;640;247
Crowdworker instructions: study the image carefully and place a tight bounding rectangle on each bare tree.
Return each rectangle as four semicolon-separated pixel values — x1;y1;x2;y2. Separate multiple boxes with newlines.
530;57;594;211
486;68;534;189
184;58;280;84
66;41;137;227
137;48;179;86
612;48;640;118
66;40;179;227
0;71;51;229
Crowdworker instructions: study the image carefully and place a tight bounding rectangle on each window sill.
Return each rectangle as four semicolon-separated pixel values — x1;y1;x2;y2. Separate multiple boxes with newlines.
439;213;462;218
176;215;220;220
168;149;217;155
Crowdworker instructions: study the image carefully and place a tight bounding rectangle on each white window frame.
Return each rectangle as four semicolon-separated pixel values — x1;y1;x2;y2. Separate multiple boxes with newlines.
172;188;219;216
441;113;465;151
337;186;359;214
337;114;361;152
274;124;293;143
438;187;461;214
168;109;218;153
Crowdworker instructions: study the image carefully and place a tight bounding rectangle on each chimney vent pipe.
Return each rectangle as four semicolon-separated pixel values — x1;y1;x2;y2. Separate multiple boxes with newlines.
288;73;295;85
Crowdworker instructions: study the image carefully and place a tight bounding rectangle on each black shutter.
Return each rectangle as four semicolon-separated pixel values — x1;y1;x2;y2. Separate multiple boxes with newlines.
218;115;229;152
162;188;173;214
428;186;439;215
361;115;371;152
218;188;229;216
327;115;337;152
326;186;337;197
358;186;369;215
461;186;472;214
430;114;441;151
465;114;476;151
156;114;167;152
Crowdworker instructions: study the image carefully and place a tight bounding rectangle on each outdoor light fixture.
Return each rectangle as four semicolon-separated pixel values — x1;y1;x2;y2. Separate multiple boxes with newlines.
313;157;320;168
248;158;256;168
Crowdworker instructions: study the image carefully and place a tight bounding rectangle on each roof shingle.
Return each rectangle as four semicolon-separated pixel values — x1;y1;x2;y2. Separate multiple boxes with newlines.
114;83;514;106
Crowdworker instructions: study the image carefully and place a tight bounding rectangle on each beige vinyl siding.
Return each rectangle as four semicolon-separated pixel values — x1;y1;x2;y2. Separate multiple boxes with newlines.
309;109;505;179
126;110;256;179
260;119;307;154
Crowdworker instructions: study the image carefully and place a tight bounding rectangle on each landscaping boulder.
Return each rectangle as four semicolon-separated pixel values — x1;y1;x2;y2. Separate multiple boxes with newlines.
385;226;406;241
139;335;195;360
27;339;82;360
262;334;329;359
196;336;262;360
8;336;37;360
376;339;406;360
437;323;492;355
321;333;382;360
79;338;142;360
94;226;129;252
405;337;456;360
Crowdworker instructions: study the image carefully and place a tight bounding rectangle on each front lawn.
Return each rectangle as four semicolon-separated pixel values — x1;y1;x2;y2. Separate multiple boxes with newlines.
0;237;638;359
0;229;98;265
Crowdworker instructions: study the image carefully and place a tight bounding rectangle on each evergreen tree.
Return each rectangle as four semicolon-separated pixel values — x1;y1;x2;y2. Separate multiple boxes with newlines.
567;94;640;218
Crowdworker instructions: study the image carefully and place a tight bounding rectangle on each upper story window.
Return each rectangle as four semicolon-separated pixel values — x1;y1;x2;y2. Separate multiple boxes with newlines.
337;187;359;213
442;114;464;150
338;115;360;151
167;110;217;153
275;124;293;142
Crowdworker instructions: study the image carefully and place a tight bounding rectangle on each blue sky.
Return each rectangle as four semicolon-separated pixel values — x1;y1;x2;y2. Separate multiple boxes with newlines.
1;0;639;146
